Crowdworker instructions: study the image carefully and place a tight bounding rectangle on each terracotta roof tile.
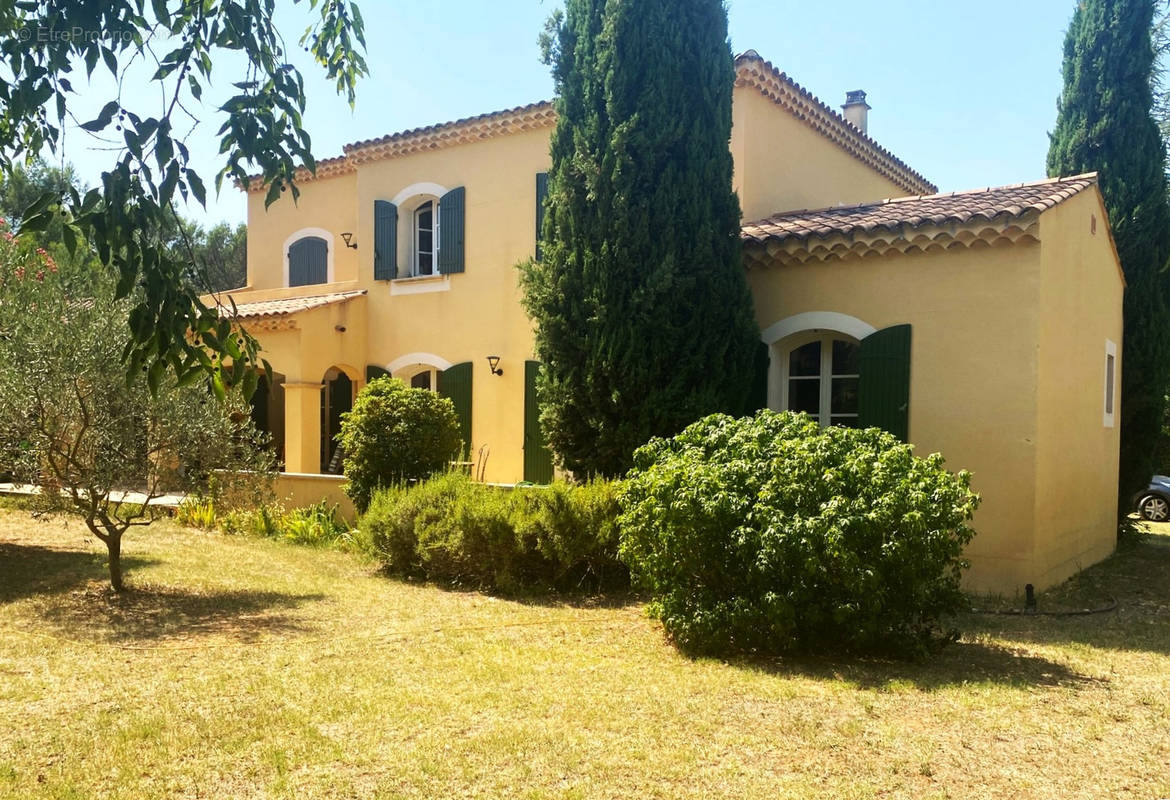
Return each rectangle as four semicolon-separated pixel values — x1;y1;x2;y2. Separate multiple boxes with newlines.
733;50;935;196
741;174;1098;246
246;50;931;194
224;290;366;320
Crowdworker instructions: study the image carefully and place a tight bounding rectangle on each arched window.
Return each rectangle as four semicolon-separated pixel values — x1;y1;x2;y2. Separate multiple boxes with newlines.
781;333;860;427
288;235;329;287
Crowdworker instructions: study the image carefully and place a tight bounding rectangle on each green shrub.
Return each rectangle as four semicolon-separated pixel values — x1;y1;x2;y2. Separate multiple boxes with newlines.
360;472;627;593
175;497;218;529
220;501;350;548
339;377;464;512
510;479;626;590
617;411;980;657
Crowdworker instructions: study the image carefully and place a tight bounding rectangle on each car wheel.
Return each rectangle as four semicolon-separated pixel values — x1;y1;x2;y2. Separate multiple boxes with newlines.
1139;494;1170;522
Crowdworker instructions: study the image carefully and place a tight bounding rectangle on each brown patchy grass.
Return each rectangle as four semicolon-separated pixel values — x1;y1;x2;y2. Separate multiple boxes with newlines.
1;510;1169;799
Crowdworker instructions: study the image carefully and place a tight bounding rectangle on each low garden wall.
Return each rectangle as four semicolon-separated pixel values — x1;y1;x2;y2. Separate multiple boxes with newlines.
273;472;355;521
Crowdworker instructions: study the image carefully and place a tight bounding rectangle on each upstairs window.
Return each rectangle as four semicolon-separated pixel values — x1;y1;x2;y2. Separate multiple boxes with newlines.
287;235;329;287
374;186;466;282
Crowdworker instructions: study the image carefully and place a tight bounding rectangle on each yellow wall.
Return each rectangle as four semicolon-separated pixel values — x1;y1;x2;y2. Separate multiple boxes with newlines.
352;127;553;483
731;88;908;222
747;241;1046;594
244;172;360;290
1033;190;1123;588
273;473;356;521
233;85;916;483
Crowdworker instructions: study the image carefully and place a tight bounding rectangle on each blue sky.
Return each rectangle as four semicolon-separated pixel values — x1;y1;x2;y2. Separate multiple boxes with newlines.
55;0;1077;227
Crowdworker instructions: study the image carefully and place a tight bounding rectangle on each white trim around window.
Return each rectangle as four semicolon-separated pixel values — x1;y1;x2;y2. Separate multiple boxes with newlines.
1104;339;1117;428
390;182;450;208
385;352;454;375
761;311;876;345
281;227;335;287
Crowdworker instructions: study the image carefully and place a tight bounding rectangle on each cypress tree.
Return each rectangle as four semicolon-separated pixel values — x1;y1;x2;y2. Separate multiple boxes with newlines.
521;0;760;477
1047;0;1170;507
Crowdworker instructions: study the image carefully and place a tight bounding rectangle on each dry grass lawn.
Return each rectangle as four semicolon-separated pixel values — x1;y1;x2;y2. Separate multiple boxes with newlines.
1;508;1169;799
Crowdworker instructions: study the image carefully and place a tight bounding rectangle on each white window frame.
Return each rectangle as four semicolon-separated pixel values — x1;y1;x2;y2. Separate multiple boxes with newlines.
281;227;335;287
778;331;861;427
412;200;438;278
1104;339;1117;428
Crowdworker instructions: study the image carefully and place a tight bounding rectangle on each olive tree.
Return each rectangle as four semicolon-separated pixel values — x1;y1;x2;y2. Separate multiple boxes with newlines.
0;226;273;592
0;1;366;395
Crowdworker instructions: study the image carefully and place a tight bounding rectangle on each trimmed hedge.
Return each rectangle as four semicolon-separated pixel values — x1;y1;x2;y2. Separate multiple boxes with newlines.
339;377;464;512
360;472;626;593
617;411;980;657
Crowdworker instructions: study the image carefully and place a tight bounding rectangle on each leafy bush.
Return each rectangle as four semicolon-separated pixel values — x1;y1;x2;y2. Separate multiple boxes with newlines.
339;378;464;512
617;411;980;657
359;472;626;593
220;501;350;548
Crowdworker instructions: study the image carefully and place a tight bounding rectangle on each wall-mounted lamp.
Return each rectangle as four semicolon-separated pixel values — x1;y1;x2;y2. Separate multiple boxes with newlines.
487;355;503;376
340;232;358;249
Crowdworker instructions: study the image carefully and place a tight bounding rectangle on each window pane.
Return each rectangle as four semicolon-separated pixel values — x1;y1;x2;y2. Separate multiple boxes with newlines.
418;230;432;253
418;253;433;274
830;415;860;429
789;341;821;377
411;371;432;391
788;378;820;415
1105;353;1115;414
832;339;860;375
417;203;432;229
831;377;859;414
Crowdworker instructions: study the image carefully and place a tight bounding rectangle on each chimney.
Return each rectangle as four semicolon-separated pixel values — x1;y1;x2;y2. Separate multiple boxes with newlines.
841;90;870;134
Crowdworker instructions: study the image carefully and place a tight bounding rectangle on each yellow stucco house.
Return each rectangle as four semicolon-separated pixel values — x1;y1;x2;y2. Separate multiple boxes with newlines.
224;51;1124;594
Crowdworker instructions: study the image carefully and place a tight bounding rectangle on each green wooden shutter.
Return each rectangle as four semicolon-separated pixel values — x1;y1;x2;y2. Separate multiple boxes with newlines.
748;340;770;413
289;236;327;286
524;360;555;484
365;365;389;384
374;200;397;280
858;324;912;441
535;172;549;261
438;361;473;453
438;186;465;274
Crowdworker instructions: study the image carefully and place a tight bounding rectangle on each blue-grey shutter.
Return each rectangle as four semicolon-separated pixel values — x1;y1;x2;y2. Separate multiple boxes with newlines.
535;172;549;261
374;200;397;280
289;236;327;286
437;361;473;452
858;324;912;442
437;186;465;274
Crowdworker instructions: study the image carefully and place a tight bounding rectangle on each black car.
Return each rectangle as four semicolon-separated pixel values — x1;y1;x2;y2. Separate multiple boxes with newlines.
1135;475;1170;522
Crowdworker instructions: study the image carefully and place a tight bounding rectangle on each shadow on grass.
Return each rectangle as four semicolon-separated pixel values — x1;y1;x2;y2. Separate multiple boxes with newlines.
1;541;324;644
0;542;159;603
731;638;1103;692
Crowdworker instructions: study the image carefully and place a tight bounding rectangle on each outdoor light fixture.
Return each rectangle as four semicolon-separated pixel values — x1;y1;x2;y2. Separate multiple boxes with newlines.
487;356;503;376
341;232;358;249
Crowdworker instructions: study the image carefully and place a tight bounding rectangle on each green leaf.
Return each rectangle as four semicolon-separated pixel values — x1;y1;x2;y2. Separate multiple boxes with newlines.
187;170;207;208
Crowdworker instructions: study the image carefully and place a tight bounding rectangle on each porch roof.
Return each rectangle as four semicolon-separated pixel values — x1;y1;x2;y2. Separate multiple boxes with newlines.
224;290;367;321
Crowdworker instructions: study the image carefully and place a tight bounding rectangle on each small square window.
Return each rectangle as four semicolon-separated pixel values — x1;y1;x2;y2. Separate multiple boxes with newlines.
1104;340;1117;428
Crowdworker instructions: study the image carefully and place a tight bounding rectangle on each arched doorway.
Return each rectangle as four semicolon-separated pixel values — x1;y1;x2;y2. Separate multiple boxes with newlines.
321;367;356;473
